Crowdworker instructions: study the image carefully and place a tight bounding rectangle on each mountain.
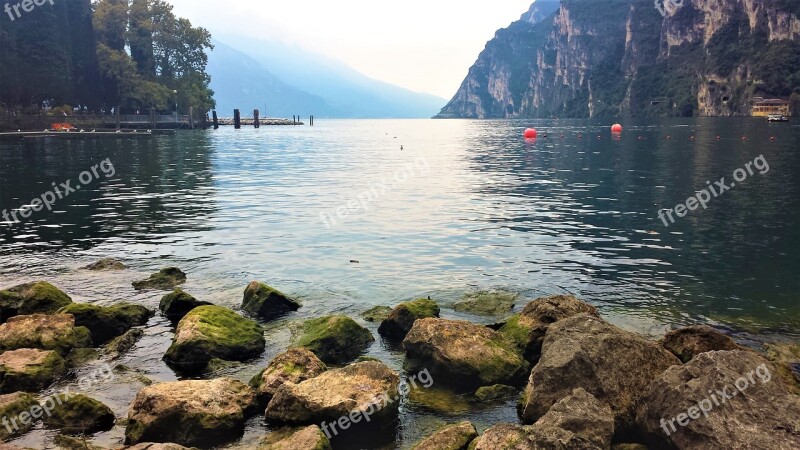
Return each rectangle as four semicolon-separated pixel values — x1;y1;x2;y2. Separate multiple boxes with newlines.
209;36;446;119
436;0;800;119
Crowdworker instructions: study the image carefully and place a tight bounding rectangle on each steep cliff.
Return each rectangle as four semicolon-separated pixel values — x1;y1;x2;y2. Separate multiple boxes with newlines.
436;0;800;118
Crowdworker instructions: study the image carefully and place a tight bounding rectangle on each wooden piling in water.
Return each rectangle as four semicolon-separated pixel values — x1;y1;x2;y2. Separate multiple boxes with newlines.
189;106;195;130
150;108;156;130
254;110;260;128
115;106;121;131
212;111;219;129
234;109;241;129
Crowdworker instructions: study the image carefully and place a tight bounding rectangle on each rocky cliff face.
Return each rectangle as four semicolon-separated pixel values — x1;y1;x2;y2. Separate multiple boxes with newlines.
436;0;800;118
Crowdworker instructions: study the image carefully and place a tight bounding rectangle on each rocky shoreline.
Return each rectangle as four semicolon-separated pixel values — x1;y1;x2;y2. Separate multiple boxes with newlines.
0;259;798;449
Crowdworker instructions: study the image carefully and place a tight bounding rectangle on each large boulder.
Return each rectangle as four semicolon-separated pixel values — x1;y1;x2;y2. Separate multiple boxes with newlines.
765;342;800;395
0;282;72;322
635;350;800;450
0;348;66;393
265;361;400;430
0;392;39;440
43;393;115;434
257;425;332;450
60;303;152;344
294;316;374;364
469;423;601;450
499;295;599;363
378;298;440;340
403;318;529;391
242;281;300;320
158;290;212;325
250;348;327;404
535;388;614;449
132;268;186;291
163;305;265;373
125;378;256;447
661;325;741;363
518;314;680;434
0;314;90;355
412;421;477;450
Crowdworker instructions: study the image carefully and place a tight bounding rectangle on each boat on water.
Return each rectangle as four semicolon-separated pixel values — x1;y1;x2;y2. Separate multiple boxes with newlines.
767;114;789;122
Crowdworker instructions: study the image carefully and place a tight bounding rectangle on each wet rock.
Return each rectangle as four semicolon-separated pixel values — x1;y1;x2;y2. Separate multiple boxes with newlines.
158;290;212;325
412;421;477;450
469;423;600;450
0;392;39;439
242;282;300;321
125;378;256;447
163;305;265;374
535;388;614;449
499;295;599;363
453;290;517;316
257;425;332;450
132;268;186;291
518;314;680;434
121;444;198;450
53;434;107;449
265;361;400;428
43;393;115;435
60;303;152;345
83;258;126;271
635;350;800;450
105;329;144;359
361;306;393;323
0;314;90;355
250;348;327;404
403;318;529;391
474;384;517;402
661;325;741;363
611;445;648;450
0;281;72;323
0;348;67;393
764;341;800;395
408;386;471;415
378;298;440;340
294;315;374;364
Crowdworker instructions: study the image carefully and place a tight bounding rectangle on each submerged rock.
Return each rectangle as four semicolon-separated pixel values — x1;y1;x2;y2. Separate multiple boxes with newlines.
43;393;115;435
408;386;471;415
474;384;517;402
661;325;741;363
411;421;477;450
83;258;126;271
163;305;265;374
104;328;144;359
0;281;72;323
453;290;517;316
265;361;400;429
535;388;614;449
0;348;66;393
125;378;256;447
294;315;374;364
499;294;598;363
469;423;600;450
0;392;39;439
403;318;528;391
518;314;679;434
361;306;393;323
0;314;90;355
60;303;152;344
250;348;327;404
764;341;800;395
378;298;440;340
132;268;186;291
242;281;301;320
257;425;332;450
636;350;800;450
158;289;212;325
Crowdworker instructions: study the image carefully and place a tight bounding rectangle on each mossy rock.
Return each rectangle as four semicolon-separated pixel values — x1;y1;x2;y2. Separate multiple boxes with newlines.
453;290;517;316
132;268;187;291
82;258;126;271
53;434;107;450
765;342;800;395
249;348;326;404
258;425;332;450
0;314;89;355
361;306;393;323
163;305;265;374
611;444;649;450
0;281;72;323
474;384;517;402
294;315;374;364
379;298;440;340
0;392;39;440
241;281;300;321
408;386;471;415
159;289;212;325
59;303;152;344
411;421;478;450
0;349;67;393
104;328;144;359
43;393;115;434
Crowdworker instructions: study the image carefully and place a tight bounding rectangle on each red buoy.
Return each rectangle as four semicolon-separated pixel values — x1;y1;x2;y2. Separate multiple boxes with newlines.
524;128;538;139
611;124;623;133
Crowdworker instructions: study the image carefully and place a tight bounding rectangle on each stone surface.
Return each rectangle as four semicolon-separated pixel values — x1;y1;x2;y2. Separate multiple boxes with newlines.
403;318;528;391
408;386;471;415
250;348;327;404
125;378;256;447
378;298;440;340
294;315;374;364
636;350;800;450
535;388;614;449
132;268;187;291
0;314;91;355
158;290;212;325
163;305;265;373
121;444;198;450
361;306;393;323
518;314;680;434
53;435;107;450
0;348;66;393
257;425;332;450
0;392;39;440
469;423;601;450
59;303;152;345
83;258;126;271
0;282;72;323
105;328;144;359
764;341;800;395
474;384;517;402
453;290;517;316
411;421;477;450
661;325;741;363
43;394;115;434
242;281;300;321
499;294;599;363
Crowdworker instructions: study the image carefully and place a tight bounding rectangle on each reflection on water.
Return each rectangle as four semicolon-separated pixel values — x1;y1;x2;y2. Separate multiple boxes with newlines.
0;118;798;448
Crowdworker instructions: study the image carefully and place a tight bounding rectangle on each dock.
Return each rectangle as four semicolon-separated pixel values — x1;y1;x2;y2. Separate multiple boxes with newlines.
0;130;155;140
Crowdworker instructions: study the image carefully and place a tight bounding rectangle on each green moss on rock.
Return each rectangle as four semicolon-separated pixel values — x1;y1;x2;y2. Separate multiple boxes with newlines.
379;298;440;340
361;306;393;323
408;386;471;415
411;421;478;450
474;384;517;402
258;425;332;450
0;281;72;322
453;290;517;316
159;289;212;325
294;315;374;364
0;314;88;355
0;392;40;439
59;303;152;344
241;281;300;321
132;268;187;291
43;393;115;434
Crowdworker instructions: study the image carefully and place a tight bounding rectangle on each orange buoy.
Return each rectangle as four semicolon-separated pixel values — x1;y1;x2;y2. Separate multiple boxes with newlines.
524;128;538;139
611;124;623;133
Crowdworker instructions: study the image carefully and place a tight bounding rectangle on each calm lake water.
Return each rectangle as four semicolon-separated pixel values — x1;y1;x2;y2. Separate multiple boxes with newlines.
0;118;798;448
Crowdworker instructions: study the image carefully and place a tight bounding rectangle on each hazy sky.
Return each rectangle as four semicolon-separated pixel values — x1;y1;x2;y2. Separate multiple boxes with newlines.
166;0;536;99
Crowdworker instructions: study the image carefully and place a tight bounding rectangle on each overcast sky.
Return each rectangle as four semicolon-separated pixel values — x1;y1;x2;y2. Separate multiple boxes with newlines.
166;0;536;99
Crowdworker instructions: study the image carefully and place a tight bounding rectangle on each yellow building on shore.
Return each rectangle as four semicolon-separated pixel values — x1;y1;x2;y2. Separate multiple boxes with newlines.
752;98;790;117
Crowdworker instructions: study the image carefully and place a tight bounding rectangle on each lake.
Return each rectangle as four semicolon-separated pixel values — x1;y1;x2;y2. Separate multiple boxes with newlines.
0;118;798;448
